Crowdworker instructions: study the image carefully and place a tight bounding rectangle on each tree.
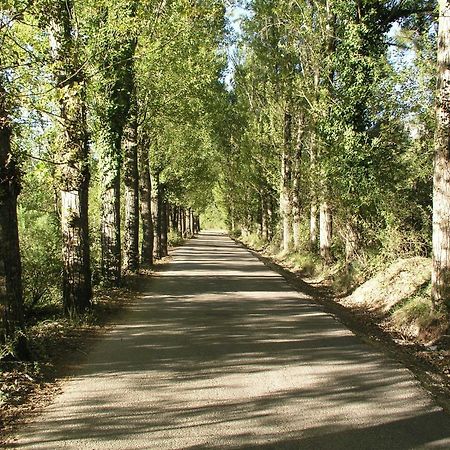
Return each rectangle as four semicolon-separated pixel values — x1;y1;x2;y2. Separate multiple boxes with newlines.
138;131;154;266
92;1;137;284
42;0;92;314
0;81;24;341
123;86;139;272
432;0;450;319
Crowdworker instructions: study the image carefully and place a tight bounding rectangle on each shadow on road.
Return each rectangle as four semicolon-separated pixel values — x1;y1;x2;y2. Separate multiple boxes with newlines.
10;232;450;449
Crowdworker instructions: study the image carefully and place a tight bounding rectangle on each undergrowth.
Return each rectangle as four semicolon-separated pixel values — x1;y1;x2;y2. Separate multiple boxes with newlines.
390;283;448;342
168;230;185;247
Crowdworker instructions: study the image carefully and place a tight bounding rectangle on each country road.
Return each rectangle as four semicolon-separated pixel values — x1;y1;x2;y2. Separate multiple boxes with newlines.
9;232;450;449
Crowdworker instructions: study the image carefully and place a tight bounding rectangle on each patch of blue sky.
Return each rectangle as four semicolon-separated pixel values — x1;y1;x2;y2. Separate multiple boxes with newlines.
222;1;252;90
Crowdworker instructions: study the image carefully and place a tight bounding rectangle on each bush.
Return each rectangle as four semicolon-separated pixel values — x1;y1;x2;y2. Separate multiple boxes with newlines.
17;164;63;315
18;208;62;314
168;230;184;247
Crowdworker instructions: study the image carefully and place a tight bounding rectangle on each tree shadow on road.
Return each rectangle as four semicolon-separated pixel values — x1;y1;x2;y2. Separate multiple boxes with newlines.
9;233;450;449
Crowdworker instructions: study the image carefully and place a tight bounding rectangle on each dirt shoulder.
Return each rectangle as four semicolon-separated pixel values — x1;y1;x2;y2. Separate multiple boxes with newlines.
236;240;450;415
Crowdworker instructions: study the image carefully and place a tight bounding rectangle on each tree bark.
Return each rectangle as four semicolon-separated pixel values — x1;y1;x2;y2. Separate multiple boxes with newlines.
319;201;332;263
310;203;318;249
161;200;168;257
432;0;450;316
0;83;24;341
123;93;139;273
152;173;162;259
345;219;359;263
292;113;304;249
189;208;195;237
138;137;153;266
95;5;137;285
185;207;191;237
181;208;187;237
101;178;121;282
280;108;293;253
48;0;92;313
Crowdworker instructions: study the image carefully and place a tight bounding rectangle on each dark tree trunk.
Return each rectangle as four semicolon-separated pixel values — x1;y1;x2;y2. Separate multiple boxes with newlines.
161;200;168;257
171;205;179;232
181;207;186;237
48;0;92;314
123;92;139;273
152;173;162;259
177;206;183;235
0;84;24;341
189;208;194;237
193;215;201;234
138;137;153;266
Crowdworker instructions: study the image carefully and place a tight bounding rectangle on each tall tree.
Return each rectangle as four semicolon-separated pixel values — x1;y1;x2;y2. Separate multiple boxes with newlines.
93;1;137;284
138;132;154;266
432;0;450;318
43;0;92;314
123;86;139;273
0;81;24;340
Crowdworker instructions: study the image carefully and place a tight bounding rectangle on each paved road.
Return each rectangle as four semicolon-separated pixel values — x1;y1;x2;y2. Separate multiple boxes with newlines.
10;232;450;449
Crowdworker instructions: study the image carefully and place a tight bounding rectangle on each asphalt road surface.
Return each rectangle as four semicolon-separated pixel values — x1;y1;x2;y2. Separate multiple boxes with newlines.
10;232;450;449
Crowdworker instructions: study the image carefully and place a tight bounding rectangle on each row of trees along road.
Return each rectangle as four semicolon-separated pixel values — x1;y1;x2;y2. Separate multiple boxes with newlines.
217;0;449;331
1;0;450;354
0;0;226;353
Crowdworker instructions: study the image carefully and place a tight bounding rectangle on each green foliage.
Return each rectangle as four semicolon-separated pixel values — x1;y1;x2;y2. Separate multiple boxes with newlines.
18;166;62;311
166;230;183;247
200;202;227;230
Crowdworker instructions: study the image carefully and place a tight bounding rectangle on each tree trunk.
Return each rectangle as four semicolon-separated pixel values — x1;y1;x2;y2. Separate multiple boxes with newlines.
345;220;359;263
185;208;192;237
123;93;139;273
292;113;304;249
180;208;186;237
309;66;320;252
152;173;162;259
189;208;195;237
138;137;153;266
101;178;121;283
280;108;293;253
95;5;137;285
0;84;24;341
171;205;178;232
260;194;267;239
267;195;274;240
48;0;92;313
319;201;332;263
310;203;318;250
161;200;168;257
432;0;450;316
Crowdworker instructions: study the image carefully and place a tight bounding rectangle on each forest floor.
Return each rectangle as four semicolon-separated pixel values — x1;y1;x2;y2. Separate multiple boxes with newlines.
237;240;450;415
4;232;450;449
